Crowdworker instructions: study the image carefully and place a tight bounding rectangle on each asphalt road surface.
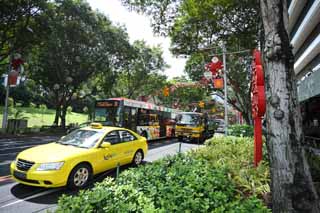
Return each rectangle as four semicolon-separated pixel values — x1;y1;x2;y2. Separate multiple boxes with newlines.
0;136;199;213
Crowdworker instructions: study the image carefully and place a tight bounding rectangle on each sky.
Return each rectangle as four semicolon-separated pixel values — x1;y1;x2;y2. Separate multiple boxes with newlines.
87;0;186;79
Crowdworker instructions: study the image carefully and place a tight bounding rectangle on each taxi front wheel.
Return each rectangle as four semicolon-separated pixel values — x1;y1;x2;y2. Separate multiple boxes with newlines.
132;150;143;166
67;163;92;189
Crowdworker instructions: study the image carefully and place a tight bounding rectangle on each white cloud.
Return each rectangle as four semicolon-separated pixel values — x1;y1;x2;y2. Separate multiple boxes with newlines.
87;0;186;79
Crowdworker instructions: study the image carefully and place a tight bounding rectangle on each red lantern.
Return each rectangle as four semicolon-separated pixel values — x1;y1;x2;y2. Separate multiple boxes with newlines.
213;78;224;89
206;56;223;75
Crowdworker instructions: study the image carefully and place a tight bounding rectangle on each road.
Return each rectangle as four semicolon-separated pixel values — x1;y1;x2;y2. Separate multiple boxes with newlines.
0;136;199;213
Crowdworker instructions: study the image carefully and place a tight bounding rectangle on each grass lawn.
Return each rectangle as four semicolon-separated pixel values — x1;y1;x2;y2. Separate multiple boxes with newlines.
0;106;88;127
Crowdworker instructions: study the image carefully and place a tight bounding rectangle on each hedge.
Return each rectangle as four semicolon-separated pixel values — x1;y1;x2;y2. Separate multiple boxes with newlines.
57;152;270;212
196;136;270;198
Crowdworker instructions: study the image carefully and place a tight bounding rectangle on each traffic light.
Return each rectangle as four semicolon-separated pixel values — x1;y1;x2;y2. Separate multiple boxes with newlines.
199;101;205;108
163;86;169;97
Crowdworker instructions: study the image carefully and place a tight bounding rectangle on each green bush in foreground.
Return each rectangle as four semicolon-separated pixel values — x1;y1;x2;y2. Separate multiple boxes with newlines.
228;125;254;137
57;154;269;212
197;136;270;197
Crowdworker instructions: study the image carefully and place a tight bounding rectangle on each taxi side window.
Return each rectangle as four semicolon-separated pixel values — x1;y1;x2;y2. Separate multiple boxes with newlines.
119;130;136;142
104;131;120;145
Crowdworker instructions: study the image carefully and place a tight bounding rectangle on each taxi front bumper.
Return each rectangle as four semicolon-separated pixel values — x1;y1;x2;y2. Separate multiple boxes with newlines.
10;162;68;188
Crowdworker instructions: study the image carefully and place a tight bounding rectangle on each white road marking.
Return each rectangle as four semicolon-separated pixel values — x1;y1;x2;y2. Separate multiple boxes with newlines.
0;188;61;209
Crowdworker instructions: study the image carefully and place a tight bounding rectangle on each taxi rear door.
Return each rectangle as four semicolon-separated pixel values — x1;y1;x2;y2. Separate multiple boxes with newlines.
118;130;137;164
94;131;120;173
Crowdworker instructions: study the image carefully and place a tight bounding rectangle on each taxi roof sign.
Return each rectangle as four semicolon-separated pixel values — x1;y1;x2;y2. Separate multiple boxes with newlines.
90;122;103;129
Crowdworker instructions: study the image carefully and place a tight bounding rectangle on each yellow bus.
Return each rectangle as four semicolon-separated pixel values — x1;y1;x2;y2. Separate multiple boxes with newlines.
94;98;179;140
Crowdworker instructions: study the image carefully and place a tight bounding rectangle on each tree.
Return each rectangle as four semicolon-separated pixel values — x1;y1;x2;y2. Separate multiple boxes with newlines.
29;0;131;128
122;0;260;124
123;0;320;211
0;0;49;73
159;76;207;110
108;40;168;99
185;52;253;124
260;1;320;212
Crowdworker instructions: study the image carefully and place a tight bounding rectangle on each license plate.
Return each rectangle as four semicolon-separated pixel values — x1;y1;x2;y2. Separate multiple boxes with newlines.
14;170;26;180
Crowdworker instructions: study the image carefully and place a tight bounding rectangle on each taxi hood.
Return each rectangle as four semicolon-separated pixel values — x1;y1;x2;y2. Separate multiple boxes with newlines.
17;142;89;163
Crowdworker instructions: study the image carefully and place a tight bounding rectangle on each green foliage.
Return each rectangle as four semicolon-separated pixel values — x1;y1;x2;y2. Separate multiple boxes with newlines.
57;178;156;213
39;104;47;110
121;0;257;124
109;40;168;99
30;102;37;108
8;97;14;107
160;76;207;110
67;106;73;114
39;104;47;122
196;137;270;197
29;0;132;127
9;108;28;120
228;124;254;137
0;106;87;127
57;154;269;212
82;106;88;113
0;0;49;69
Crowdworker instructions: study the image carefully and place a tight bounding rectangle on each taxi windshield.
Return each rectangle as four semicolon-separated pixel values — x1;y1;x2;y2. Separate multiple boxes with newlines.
58;129;104;148
176;114;201;126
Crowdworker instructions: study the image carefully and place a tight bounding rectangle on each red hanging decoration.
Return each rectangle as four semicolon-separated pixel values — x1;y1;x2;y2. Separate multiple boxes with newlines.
251;49;266;167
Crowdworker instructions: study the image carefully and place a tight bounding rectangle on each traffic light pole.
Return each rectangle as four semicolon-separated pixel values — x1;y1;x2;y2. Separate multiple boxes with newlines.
222;43;228;136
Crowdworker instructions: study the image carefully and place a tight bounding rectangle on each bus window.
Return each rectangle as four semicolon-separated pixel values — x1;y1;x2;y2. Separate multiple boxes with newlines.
94;107;120;126
149;114;159;126
131;108;137;131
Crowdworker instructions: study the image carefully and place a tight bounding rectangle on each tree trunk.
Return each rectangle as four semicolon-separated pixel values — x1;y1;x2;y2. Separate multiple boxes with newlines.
60;105;67;129
53;104;60;126
242;110;252;125
260;0;320;212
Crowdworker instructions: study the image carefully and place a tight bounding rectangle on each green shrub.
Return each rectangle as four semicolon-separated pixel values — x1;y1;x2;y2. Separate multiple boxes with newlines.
57;154;270;212
67;106;73;114
228;125;254;137
195;137;270;198
57;178;156;213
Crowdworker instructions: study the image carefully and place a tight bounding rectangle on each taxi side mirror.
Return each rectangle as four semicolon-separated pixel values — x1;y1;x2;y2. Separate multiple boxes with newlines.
100;142;111;148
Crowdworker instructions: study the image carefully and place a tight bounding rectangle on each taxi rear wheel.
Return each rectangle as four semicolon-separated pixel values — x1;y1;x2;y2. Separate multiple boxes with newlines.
132;150;143;166
67;163;92;189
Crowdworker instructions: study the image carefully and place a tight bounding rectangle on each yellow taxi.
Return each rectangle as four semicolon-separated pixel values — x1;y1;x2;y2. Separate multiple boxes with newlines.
10;123;148;189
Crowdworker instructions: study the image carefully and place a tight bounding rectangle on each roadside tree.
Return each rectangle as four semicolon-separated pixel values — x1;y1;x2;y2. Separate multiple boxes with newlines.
109;40;168;99
122;0;259;124
29;0;131;128
260;1;320;212
0;0;49;73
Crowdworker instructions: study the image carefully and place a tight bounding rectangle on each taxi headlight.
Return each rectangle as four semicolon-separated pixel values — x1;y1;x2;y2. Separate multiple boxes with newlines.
36;162;64;171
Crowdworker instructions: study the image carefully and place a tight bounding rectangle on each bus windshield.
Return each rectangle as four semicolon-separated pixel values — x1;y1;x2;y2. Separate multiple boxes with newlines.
95;107;120;126
176;114;201;126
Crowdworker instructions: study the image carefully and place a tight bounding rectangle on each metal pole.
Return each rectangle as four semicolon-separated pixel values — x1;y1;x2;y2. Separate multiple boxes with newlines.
222;43;228;136
116;163;120;178
2;73;10;130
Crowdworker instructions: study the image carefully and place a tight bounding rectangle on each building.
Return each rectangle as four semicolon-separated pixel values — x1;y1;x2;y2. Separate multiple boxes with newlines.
288;0;320;138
